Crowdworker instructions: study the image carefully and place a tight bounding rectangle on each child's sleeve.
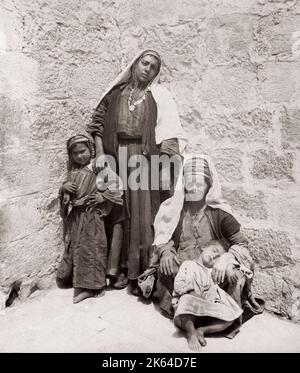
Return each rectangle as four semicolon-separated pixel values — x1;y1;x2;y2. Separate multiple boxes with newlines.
173;261;195;296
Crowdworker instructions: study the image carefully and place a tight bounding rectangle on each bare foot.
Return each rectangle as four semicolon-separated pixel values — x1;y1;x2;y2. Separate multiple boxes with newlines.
73;290;95;304
187;333;202;352
197;328;207;346
95;289;105;298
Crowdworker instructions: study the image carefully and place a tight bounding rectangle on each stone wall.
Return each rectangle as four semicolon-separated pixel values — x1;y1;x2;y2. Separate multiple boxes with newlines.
0;0;299;320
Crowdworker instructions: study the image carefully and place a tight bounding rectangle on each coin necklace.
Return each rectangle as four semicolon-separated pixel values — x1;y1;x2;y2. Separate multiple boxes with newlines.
128;87;149;112
190;206;206;241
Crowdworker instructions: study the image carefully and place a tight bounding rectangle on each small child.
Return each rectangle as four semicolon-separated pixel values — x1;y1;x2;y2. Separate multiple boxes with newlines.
172;240;243;351
56;134;123;304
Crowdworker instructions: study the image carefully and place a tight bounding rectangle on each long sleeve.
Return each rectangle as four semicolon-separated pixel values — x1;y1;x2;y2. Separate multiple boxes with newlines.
173;261;195;296
156;240;177;258
86;92;111;138
220;212;253;269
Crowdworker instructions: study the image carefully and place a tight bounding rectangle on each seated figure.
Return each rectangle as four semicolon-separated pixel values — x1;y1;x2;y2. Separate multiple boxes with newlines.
139;154;264;339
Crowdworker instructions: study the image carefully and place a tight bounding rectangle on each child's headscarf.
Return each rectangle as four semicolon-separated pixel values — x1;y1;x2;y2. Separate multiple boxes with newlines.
66;134;94;169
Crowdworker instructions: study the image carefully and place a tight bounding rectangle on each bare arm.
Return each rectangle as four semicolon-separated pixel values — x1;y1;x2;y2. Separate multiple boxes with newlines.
94;135;104;157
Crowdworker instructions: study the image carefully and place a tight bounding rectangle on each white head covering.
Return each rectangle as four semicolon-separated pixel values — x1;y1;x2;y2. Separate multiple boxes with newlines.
153;154;234;246
97;49;187;154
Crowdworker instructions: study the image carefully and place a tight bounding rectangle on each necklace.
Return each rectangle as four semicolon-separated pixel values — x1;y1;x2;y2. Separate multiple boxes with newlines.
128;87;150;112
187;205;206;240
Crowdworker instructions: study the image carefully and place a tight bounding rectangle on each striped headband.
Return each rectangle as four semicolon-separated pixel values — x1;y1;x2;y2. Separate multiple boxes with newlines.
183;157;211;181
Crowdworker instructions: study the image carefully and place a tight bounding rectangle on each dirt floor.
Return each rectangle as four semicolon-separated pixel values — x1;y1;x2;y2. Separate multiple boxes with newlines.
0;287;300;353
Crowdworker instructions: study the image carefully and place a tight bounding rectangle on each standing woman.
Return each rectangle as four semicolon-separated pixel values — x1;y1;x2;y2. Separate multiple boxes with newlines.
86;50;186;295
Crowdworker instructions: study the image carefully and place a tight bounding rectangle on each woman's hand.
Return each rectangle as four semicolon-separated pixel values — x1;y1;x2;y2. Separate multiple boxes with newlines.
86;193;105;209
63;182;77;194
212;252;235;284
226;264;239;286
212;259;227;284
160;251;180;276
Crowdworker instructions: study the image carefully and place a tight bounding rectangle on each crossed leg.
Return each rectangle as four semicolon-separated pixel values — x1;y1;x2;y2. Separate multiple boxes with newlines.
197;319;234;343
176;314;234;351
175;314;204;352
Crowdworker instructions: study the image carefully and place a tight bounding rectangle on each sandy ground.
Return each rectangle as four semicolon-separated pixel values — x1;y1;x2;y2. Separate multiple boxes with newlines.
0;287;300;353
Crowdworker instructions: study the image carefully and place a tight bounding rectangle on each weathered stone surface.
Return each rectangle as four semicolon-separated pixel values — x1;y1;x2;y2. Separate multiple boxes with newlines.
250;149;294;181
252;267;298;318
242;228;294;269
205;107;273;143
223;188;268;220
281;106;300;148
278;189;300;230
251;11;300;61
195;65;258;107
212;148;244;184
258;62;300;103
205;14;255;65
0;287;10;310
1;0;300;322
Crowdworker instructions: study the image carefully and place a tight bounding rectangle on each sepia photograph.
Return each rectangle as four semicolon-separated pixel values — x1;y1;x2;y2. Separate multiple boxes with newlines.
0;0;300;357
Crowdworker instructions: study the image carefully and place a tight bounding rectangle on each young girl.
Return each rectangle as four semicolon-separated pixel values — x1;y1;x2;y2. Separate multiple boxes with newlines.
56;134;123;304
172;240;249;351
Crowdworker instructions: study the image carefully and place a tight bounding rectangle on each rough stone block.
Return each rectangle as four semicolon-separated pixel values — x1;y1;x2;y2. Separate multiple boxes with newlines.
1;198;45;245
29;100;92;142
244;227;292;266
0;225;63;286
258;62;300;103
250;149;294;181
281;106;300;147
278;189;300;230
205;107;272;143
0;52;39;99
242;228;294;269
134;0;258;24
196;65;257;106
205;14;254;64
223;188;268;220
252;12;300;60
252;268;296;318
211;148;244;183
0;96;32;154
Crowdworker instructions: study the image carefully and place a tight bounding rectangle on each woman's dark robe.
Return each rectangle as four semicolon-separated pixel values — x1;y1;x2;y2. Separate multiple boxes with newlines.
86;85;179;280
